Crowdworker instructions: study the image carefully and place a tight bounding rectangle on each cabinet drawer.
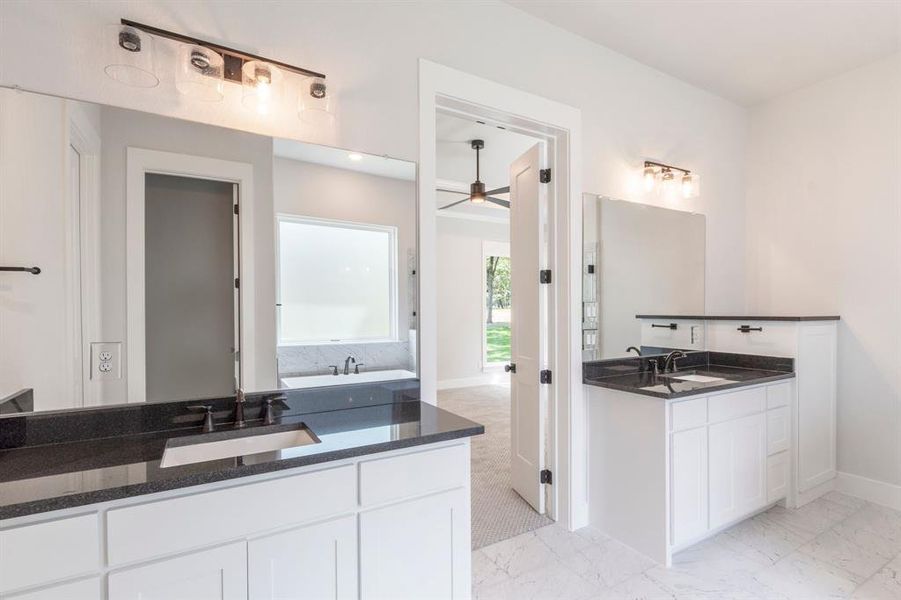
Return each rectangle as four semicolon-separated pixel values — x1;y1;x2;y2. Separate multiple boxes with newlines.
107;465;355;566
767;407;790;455
360;443;467;506
706;321;797;357
767;452;789;503
1;577;100;600
0;514;99;593
670;397;707;431
708;387;766;423
767;383;791;409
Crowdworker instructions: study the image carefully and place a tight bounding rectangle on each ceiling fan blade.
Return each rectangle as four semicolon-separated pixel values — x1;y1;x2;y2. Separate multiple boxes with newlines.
437;188;470;196
486;197;510;209
438;197;472;210
485;186;510;196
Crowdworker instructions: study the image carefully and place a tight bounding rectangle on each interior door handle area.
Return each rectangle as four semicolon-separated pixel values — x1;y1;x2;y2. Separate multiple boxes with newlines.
505;363;516;373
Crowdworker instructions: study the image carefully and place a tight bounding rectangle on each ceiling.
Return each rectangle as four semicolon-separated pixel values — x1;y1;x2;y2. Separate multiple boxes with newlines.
273;138;415;181
506;0;901;106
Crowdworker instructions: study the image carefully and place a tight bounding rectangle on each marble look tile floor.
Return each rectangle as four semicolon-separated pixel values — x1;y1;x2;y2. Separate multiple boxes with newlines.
473;492;901;599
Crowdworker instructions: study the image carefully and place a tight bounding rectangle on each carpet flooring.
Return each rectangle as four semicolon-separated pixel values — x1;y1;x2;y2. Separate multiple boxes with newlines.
438;384;553;549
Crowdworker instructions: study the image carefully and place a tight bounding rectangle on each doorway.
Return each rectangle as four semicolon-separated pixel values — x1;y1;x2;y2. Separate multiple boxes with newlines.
434;110;554;548
143;174;238;402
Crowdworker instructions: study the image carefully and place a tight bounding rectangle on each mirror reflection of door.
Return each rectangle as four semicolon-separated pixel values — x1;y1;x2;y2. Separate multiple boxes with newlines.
143;174;239;402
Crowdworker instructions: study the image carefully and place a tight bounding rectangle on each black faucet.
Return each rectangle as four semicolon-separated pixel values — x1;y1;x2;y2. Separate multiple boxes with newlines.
663;350;687;373
626;346;642;356
343;355;356;375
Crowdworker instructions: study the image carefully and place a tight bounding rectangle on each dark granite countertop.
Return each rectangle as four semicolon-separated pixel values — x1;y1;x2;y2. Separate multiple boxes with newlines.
583;351;795;399
0;387;483;520
636;314;840;322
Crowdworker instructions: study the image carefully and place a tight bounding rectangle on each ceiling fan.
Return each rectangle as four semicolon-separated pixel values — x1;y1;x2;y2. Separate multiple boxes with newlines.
438;139;510;210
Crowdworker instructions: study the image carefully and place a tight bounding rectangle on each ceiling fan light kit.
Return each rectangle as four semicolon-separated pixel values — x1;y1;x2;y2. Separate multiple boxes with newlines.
438;139;511;210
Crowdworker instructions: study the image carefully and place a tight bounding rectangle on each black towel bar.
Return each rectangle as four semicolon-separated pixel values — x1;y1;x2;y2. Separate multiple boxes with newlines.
0;266;41;274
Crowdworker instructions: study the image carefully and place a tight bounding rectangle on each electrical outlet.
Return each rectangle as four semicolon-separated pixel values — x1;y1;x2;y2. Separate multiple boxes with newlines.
91;342;121;380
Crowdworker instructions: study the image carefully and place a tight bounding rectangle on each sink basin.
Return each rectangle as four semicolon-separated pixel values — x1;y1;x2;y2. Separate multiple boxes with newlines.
160;425;320;468
668;374;731;383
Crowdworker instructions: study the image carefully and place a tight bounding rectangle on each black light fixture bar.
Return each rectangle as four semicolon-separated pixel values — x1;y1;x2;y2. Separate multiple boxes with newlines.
120;19;326;83
644;160;690;175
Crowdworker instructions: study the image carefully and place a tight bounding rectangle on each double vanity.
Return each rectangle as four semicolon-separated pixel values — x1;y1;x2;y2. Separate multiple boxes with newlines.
584;315;838;566
0;381;482;599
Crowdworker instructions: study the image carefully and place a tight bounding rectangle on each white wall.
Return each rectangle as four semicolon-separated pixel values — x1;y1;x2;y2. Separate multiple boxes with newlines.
0;0;749;314
99;106;277;398
437;218;509;384
745;54;901;488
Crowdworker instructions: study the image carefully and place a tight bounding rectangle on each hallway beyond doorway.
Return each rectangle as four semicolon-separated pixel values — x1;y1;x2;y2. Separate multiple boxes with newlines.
438;384;552;549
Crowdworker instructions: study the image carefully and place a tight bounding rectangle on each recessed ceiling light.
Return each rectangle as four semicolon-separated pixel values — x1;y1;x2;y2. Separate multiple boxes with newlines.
348;153;363;161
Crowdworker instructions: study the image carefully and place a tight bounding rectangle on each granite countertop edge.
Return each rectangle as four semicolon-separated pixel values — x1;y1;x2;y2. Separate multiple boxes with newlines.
583;370;796;399
635;314;840;322
0;424;484;521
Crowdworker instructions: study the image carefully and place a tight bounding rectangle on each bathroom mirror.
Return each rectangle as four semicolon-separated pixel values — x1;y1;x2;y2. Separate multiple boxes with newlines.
0;87;417;415
582;194;705;360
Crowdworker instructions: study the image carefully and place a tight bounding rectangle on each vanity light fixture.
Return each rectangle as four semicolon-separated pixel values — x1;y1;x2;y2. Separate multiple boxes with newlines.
106;19;329;118
104;23;159;88
642;160;695;198
299;76;336;126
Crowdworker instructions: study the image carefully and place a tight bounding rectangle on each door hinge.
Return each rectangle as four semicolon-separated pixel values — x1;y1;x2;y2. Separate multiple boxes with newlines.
233;204;239;215
540;369;552;384
540;168;551;183
540;469;553;485
539;269;552;284
234;278;240;289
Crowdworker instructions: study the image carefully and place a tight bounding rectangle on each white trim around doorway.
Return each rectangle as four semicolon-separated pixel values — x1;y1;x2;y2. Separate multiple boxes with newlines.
418;60;586;530
125;148;256;402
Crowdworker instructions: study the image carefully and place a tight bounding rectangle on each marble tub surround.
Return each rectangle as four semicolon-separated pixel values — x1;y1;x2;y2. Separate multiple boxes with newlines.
277;339;413;377
0;381;484;519
583;350;795;399
473;493;901;600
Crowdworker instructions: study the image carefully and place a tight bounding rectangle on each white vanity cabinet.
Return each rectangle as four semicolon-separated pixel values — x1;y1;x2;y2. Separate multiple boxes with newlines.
0;440;472;600
588;380;793;565
248;515;357;600
641;316;838;506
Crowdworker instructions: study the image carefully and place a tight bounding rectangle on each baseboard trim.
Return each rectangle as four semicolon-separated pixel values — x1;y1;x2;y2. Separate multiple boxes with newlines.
437;373;510;390
835;471;901;511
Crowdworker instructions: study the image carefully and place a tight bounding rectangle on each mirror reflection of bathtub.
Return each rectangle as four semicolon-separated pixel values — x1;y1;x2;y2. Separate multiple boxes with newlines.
280;369;418;390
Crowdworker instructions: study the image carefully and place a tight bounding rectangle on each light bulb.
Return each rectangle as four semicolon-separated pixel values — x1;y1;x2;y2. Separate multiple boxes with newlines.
643;166;656;192
242;60;282;116
681;172;694;198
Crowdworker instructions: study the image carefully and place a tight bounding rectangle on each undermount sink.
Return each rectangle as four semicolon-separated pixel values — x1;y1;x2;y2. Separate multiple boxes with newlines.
160;424;320;468
667;373;732;383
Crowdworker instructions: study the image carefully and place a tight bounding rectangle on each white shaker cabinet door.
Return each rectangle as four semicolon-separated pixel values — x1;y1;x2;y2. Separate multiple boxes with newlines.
248;515;357;600
1;577;100;600
108;542;247;600
709;413;767;529
671;427;709;546
360;488;470;600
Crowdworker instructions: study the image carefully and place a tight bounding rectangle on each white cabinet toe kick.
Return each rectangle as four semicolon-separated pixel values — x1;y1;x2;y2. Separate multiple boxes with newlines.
587;381;796;566
0;440;472;600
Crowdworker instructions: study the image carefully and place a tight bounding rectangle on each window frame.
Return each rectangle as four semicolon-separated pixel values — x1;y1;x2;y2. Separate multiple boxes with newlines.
276;213;399;346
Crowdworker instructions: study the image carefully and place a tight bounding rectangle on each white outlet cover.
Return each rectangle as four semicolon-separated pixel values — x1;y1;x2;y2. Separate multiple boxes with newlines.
91;342;122;380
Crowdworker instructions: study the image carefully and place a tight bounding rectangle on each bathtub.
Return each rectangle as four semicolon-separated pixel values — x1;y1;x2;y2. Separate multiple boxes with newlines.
280;369;418;390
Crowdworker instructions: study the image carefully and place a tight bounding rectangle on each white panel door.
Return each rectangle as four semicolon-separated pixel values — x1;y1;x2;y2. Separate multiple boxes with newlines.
108;542;247;600
709;413;767;529
508;143;547;513
671;427;708;546
359;488;469;600
248;515;357;600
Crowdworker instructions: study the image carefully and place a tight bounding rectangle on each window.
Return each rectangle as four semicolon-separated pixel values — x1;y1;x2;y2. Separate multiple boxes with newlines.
277;215;397;344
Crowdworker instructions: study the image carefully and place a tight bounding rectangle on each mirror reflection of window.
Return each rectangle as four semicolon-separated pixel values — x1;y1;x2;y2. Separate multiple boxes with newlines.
277;217;398;343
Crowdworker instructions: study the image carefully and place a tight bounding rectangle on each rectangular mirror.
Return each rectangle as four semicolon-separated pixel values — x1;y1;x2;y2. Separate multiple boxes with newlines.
582;194;705;360
0;87;417;415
